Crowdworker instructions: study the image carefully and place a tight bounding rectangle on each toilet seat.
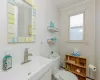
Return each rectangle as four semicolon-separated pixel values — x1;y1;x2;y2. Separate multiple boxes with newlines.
54;70;78;80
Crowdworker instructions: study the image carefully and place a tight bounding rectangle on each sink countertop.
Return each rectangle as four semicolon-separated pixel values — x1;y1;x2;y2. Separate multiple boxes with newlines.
0;56;52;80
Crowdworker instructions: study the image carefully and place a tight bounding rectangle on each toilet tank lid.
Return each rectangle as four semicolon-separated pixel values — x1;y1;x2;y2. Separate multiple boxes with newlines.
54;70;78;80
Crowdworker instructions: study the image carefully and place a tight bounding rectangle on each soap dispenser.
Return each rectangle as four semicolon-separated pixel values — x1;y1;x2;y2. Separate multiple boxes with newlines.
3;53;12;71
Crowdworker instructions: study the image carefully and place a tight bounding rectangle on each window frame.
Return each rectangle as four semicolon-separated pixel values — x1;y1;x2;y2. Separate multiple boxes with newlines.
68;11;85;43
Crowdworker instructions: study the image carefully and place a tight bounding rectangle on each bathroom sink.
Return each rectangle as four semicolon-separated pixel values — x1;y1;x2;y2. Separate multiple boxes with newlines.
0;56;52;80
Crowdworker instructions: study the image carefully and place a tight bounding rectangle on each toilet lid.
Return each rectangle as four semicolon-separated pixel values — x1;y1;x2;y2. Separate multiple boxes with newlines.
54;70;78;80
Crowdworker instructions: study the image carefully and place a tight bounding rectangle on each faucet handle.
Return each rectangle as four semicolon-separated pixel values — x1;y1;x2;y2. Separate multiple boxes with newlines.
28;53;33;56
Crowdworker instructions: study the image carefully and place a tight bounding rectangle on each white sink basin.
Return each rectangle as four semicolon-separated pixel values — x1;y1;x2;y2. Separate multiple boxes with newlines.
0;56;52;80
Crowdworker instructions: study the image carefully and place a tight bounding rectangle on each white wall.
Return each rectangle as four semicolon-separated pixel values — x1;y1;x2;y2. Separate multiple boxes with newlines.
0;0;60;67
95;0;100;80
60;0;95;77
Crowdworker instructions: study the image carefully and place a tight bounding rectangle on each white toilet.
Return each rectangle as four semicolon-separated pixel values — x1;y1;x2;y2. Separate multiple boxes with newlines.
49;53;78;80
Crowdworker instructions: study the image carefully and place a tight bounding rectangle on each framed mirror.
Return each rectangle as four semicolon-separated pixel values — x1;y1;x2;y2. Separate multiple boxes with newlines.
7;0;36;43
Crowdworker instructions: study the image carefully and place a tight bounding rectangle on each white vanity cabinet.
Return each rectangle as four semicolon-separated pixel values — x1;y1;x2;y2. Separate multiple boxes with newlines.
29;69;52;80
0;56;52;80
39;69;52;80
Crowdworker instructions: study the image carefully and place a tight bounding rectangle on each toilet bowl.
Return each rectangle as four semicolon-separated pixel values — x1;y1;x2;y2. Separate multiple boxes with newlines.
49;53;78;80
54;70;78;80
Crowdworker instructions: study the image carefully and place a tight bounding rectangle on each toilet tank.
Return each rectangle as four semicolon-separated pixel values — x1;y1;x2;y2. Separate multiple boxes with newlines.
49;53;60;75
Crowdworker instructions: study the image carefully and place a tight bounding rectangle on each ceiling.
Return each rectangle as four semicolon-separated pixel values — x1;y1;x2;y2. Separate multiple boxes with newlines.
53;0;86;10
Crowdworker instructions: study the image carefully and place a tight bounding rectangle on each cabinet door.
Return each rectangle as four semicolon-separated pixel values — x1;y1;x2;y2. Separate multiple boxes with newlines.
39;69;52;80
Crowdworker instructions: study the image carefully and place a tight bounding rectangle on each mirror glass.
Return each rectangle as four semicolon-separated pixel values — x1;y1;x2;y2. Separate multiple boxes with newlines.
7;0;36;43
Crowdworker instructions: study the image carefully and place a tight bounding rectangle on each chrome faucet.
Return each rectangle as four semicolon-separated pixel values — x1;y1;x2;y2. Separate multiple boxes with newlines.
22;48;33;64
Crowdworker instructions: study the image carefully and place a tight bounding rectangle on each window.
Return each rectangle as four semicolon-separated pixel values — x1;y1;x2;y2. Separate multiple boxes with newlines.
69;13;84;41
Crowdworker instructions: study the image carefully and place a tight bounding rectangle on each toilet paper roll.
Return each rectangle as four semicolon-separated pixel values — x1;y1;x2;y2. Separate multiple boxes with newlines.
89;64;96;71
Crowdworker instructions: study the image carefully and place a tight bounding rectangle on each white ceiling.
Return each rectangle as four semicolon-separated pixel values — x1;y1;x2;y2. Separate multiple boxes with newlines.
53;0;86;10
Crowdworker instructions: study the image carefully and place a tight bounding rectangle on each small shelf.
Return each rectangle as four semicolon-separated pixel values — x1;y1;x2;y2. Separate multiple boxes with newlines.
68;70;86;78
48;26;58;32
47;39;57;44
61;66;86;78
66;61;86;68
66;54;86;59
65;54;87;80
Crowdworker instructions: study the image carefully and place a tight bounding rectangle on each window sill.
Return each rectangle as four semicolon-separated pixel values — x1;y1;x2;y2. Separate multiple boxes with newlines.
67;40;86;43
